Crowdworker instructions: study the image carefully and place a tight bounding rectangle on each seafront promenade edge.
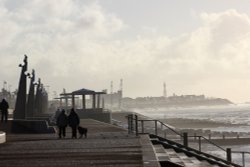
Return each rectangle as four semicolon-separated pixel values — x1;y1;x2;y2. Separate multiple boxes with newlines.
0;118;160;167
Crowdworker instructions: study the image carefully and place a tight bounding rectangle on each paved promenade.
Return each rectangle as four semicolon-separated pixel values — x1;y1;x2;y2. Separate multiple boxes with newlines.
0;119;158;167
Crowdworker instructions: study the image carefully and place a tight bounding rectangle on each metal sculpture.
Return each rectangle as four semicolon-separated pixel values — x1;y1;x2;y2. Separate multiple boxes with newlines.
13;55;28;120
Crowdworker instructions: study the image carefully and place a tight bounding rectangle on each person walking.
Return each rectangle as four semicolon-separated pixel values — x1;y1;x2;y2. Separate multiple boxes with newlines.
0;99;9;123
68;108;80;139
56;109;68;139
52;108;61;124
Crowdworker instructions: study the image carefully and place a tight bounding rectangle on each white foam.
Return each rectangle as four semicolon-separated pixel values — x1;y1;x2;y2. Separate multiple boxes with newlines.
134;104;250;126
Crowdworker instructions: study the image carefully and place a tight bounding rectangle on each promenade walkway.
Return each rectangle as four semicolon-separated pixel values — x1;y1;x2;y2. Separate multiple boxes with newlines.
0;119;158;167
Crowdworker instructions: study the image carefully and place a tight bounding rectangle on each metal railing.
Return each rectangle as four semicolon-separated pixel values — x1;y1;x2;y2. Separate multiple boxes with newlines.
232;151;250;167
127;114;250;167
188;135;226;152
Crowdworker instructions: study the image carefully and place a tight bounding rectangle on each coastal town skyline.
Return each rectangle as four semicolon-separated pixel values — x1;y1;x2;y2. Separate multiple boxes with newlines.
1;0;250;103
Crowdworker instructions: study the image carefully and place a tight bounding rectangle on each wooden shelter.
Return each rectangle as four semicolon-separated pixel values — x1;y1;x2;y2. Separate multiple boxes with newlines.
59;88;106;110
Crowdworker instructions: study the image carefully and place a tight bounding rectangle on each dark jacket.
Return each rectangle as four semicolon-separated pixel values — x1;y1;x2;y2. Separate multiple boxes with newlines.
56;112;68;127
0;99;9;111
68;110;80;127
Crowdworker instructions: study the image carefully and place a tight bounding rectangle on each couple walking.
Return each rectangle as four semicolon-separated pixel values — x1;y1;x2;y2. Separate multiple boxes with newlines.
56;108;79;139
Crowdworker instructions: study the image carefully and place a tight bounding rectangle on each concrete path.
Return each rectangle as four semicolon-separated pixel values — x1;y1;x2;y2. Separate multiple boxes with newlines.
0;119;146;167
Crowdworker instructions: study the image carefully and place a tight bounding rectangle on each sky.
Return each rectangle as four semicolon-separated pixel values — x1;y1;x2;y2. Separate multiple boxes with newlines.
1;0;250;103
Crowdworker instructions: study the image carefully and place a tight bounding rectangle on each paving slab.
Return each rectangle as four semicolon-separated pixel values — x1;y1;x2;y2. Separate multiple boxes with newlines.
0;119;144;167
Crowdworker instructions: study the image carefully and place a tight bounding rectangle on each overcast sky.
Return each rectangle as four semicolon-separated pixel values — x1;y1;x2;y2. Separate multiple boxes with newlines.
1;0;250;103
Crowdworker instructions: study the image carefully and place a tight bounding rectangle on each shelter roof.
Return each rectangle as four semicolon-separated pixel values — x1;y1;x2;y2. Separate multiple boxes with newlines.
60;88;106;96
72;88;95;95
54;96;79;99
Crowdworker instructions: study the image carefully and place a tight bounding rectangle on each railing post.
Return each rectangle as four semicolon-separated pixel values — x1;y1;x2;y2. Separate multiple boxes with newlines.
198;136;201;152
183;132;188;147
131;114;134;133
155;120;158;135
141;120;144;133
128;114;134;134
135;115;138;136
127;114;131;134
226;148;232;163
242;152;245;167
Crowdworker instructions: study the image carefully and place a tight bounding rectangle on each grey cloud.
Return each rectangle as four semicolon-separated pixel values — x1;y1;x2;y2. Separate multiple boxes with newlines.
1;2;250;102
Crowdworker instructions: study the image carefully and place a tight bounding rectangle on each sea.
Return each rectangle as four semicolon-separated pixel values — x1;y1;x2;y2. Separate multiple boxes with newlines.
132;104;250;166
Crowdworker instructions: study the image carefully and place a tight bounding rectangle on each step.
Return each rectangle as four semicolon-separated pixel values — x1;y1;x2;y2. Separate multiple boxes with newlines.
153;144;170;161
140;135;160;167
149;134;240;167
153;144;166;153
164;148;185;166
165;148;220;167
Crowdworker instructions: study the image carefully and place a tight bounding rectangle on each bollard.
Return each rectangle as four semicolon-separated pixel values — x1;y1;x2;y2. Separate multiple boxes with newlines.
194;133;197;140
208;134;211;140
183;132;188;147
226;148;232;162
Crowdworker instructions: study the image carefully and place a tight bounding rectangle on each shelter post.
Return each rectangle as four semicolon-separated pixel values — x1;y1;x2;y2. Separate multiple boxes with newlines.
92;94;96;109
65;97;68;109
97;94;100;108
82;95;86;110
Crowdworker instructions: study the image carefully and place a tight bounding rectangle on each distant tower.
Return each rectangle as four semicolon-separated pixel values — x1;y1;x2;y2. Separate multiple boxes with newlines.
163;82;167;97
119;79;123;91
118;79;123;109
110;81;113;107
110;81;113;94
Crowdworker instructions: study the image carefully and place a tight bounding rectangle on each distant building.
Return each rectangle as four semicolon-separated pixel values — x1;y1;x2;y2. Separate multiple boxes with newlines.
101;80;232;110
102;90;122;110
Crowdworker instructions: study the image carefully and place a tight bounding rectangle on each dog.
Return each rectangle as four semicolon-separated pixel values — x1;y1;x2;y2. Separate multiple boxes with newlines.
78;126;88;138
